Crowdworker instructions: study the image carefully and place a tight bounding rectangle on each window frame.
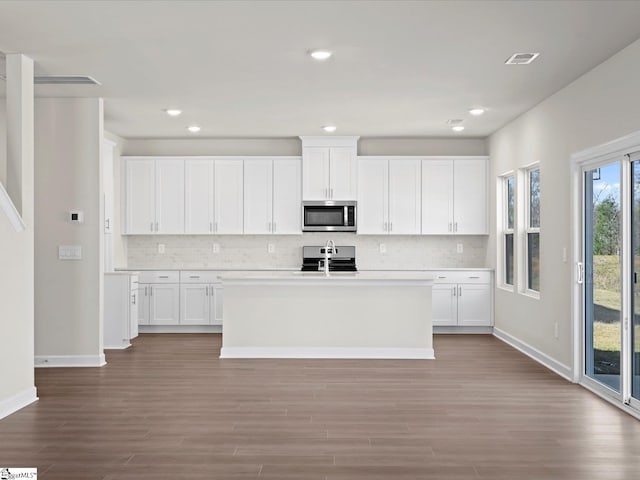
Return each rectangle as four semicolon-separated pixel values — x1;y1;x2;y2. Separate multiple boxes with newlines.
498;172;515;292
523;164;540;298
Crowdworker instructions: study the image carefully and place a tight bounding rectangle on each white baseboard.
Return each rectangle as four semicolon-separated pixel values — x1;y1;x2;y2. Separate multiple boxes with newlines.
493;327;572;381
35;354;107;368
139;325;222;334
0;386;38;420
434;326;493;334
220;346;435;359
104;342;131;350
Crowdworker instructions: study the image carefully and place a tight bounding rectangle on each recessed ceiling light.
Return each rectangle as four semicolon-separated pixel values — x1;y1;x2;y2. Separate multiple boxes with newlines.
322;125;337;133
165;109;182;117
187;125;201;133
310;50;332;61
505;52;540;65
469;108;485;116
452;125;465;132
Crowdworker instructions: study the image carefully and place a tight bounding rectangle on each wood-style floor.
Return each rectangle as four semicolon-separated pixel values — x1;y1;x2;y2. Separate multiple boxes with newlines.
2;334;640;479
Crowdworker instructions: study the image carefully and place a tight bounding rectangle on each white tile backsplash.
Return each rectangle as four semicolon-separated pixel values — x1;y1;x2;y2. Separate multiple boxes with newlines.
126;233;488;270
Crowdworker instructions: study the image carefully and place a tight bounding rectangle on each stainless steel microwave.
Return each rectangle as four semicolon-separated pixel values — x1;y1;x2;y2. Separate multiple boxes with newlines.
302;201;357;232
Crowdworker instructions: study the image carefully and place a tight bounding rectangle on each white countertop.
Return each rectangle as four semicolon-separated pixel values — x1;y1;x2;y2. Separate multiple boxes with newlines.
220;270;434;285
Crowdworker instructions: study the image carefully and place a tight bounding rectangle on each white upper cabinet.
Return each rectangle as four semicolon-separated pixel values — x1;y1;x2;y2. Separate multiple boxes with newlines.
421;157;488;235
214;159;244;234
388;159;421;234
155;159;185;234
421;160;454;234
185;159;215;234
357;158;421;235
453;158;488;235
244;159;273;234
272;158;302;234
244;157;301;234
357;158;388;234
124;157;184;234
300;136;358;200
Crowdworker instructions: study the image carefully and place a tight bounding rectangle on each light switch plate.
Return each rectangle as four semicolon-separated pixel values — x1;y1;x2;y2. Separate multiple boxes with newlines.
157;243;165;254
379;243;386;253
212;243;220;254
457;243;463;254
58;245;82;260
268;243;275;254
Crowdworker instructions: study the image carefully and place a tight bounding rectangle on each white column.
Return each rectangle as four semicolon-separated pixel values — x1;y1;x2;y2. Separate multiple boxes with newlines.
6;54;34;220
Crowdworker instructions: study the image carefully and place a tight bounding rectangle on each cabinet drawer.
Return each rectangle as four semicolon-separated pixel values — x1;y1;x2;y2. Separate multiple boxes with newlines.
180;271;221;283
429;271;491;284
138;271;179;283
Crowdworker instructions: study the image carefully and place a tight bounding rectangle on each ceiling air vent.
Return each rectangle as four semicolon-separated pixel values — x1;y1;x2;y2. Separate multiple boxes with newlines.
505;52;540;65
446;119;464;125
34;75;101;85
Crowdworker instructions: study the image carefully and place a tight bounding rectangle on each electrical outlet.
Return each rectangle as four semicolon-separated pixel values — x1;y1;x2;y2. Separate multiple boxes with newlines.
457;243;463;254
562;247;567;263
157;243;165;254
554;322;559;339
379;243;386;254
212;243;220;254
268;243;275;254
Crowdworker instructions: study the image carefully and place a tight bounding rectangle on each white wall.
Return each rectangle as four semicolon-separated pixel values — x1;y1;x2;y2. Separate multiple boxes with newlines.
488;38;640;372
0;99;6;185
34;98;105;365
105;131;127;269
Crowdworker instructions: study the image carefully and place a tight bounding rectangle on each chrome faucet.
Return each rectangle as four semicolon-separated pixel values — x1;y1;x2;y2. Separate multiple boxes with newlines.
323;239;336;276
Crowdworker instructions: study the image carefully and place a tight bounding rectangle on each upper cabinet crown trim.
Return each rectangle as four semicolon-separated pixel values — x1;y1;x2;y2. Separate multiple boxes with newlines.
299;136;360;148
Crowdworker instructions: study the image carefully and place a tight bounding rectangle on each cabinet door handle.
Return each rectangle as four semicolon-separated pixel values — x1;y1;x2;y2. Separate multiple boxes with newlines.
390;222;393;232
150;222;154;232
158;275;169;279
144;286;147;296
132;294;136;305
448;223;452;232
215;222;218;232
330;188;334;199
454;222;458;232
453;286;457;297
210;222;213;232
437;275;447;279
106;218;110;230
155;222;159;232
384;222;388;232
189;275;200;279
468;276;480;279
206;287;208;296
273;222;276;232
458;286;462;296
150;287;153;296
210;286;214;295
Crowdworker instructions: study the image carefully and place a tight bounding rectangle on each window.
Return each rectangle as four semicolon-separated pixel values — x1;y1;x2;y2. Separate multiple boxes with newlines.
499;174;515;289
526;167;540;292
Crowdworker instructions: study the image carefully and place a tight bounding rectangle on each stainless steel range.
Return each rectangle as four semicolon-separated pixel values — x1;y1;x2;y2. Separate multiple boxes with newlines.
301;245;357;272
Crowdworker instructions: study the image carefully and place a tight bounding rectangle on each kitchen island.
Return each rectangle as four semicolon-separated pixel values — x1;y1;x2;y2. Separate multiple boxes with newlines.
219;271;433;359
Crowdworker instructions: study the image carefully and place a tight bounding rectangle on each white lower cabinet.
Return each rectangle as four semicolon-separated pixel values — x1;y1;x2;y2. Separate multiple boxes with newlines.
180;271;223;326
104;273;139;349
137;271;180;325
429;271;492;327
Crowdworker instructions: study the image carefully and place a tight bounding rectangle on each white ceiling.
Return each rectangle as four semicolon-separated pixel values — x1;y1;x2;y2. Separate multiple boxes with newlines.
1;0;640;140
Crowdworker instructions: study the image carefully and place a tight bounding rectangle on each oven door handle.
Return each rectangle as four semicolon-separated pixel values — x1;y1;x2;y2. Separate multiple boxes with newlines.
344;206;348;226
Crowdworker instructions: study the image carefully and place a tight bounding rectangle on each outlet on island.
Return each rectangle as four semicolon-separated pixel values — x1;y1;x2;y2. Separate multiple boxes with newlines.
268;243;275;254
157;243;165;254
212;243;220;254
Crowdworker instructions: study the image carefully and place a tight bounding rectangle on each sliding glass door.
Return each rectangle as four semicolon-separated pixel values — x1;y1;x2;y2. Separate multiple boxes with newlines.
632;159;640;404
584;163;622;392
